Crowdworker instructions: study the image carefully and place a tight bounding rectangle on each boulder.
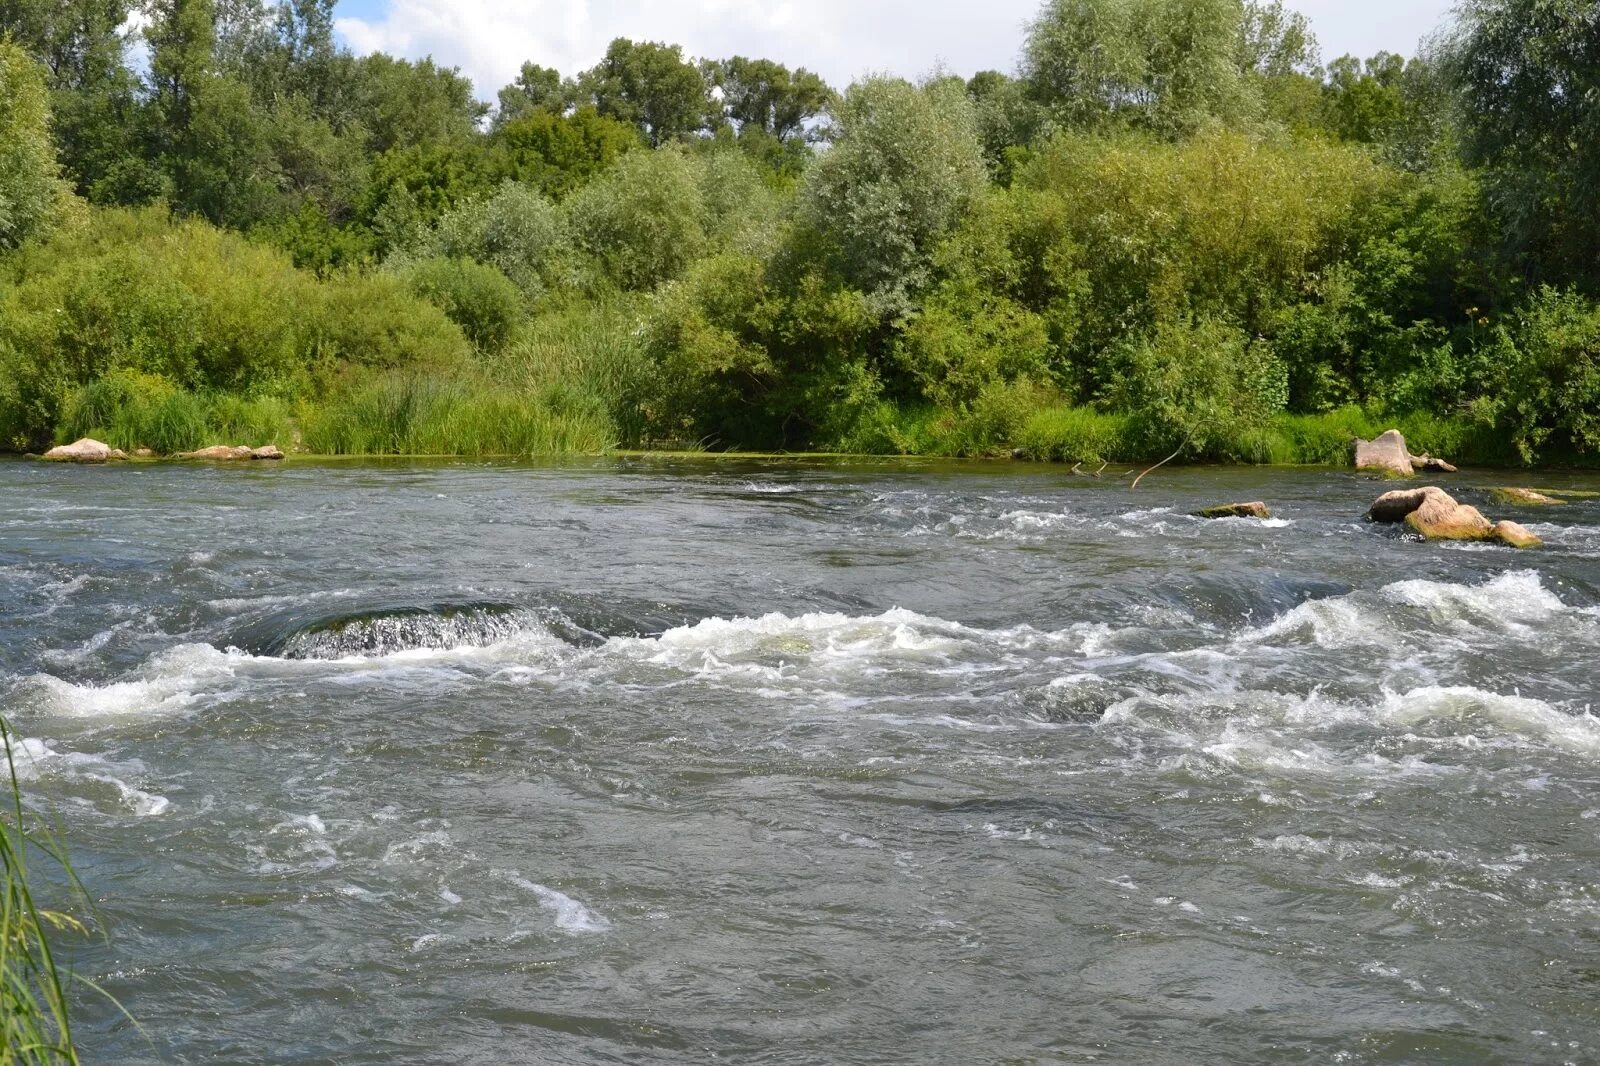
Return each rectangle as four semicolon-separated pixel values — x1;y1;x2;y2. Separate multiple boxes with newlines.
1490;520;1543;549
1194;501;1272;520
1365;485;1540;547
1355;429;1417;477
42;437;119;463
133;447;156;458
1488;487;1564;506
251;445;284;460
181;445;254;460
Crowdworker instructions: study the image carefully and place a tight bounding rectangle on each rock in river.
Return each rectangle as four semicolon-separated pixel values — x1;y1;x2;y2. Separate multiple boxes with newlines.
1194;501;1273;520
42;438;126;462
1488;487;1564;506
1355;429;1417;477
180;444;283;461
1365;485;1541;547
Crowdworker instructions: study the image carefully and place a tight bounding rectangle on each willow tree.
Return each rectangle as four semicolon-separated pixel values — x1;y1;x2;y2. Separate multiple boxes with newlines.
798;76;988;317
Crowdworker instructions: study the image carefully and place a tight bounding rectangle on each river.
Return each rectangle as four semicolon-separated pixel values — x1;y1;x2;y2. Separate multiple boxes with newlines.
1;457;1597;1064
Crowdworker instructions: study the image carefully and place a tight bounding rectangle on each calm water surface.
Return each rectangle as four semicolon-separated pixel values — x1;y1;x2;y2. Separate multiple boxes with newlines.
2;457;1599;1064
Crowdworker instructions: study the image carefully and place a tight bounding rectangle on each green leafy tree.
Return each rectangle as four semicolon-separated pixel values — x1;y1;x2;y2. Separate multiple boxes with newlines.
1023;0;1315;136
0;38;71;248
1446;0;1600;285
494;62;572;128
487;107;639;198
712;56;832;139
577;38;710;146
797;76;987;316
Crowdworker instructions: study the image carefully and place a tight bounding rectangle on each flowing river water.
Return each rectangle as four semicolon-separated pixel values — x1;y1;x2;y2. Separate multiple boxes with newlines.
2;457;1599;1064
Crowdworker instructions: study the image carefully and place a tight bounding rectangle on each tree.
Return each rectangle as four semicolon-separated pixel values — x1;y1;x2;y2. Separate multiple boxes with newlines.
487;107;638;198
0;39;70;247
713;56;832;140
1022;0;1314;136
494;62;572;128
577;38;710;146
798;76;988;316
0;0;149;200
1446;0;1600;285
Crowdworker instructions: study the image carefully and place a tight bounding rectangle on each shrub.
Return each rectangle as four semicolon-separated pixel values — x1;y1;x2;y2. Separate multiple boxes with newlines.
1109;318;1288;457
397;256;523;354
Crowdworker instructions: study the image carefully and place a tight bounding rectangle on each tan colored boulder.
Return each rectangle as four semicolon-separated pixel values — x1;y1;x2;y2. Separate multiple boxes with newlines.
1366;485;1540;547
1355;429;1417;477
133;447;156;458
42;438;117;462
1490;520;1543;549
181;445;254;460
250;445;284;460
1488;487;1564;506
1194;501;1272;519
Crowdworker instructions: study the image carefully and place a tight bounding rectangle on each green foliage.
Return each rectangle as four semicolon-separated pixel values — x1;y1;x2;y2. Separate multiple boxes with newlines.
712;57;833;140
1446;0;1600;285
798;76;987;316
300;373;613;456
411;183;567;300
310;269;471;373
577;38;710;147
1015;405;1136;462
0;718;97;1065
1109;318;1289;455
0;40;71;248
564;147;710;290
60;370;206;452
396;256;522;354
1023;0;1314;137
487;108;639;199
0;208;468;450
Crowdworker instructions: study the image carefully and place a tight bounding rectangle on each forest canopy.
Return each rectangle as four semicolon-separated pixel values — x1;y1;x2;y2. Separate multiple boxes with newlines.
2;0;1597;465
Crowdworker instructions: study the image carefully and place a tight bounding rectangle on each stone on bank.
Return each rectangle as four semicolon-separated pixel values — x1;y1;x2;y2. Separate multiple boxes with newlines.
42;438;127;462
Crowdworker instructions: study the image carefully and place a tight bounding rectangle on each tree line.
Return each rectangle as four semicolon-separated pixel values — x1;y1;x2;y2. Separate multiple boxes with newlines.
2;0;1597;465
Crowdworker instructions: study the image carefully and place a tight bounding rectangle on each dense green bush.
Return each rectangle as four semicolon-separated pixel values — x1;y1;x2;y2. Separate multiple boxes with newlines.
397;256;523;353
0;208;470;450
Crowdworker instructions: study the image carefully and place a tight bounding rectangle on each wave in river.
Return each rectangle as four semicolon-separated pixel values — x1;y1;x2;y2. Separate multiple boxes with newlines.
7;571;1597;798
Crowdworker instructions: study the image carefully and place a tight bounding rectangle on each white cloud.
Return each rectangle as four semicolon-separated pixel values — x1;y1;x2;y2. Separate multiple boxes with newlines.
335;0;1041;99
333;0;1458;102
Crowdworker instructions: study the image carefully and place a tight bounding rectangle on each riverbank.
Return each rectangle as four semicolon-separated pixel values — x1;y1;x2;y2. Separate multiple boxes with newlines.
17;403;1596;469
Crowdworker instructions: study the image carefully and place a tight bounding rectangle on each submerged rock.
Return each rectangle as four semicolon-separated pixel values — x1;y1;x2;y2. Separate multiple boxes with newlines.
1354;429;1417;477
1488;487;1564;506
1194;501;1273;520
1365;485;1541;547
42;438;123;462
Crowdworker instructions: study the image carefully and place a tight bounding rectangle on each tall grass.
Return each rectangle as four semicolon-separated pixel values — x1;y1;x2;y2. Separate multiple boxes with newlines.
300;375;614;456
2;721;86;1065
58;372;293;454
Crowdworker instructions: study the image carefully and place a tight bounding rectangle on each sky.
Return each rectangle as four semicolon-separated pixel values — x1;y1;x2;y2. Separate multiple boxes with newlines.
331;0;1458;101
